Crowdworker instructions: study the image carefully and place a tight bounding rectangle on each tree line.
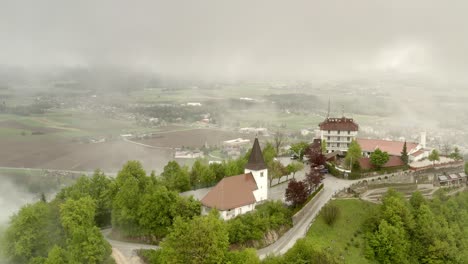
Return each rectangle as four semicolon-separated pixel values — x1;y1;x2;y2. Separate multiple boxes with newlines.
364;189;468;263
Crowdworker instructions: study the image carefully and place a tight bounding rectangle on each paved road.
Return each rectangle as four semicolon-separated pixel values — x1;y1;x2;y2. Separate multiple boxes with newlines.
102;229;159;264
257;174;358;259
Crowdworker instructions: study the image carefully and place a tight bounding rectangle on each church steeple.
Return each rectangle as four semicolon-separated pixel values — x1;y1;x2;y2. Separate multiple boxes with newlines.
245;138;267;171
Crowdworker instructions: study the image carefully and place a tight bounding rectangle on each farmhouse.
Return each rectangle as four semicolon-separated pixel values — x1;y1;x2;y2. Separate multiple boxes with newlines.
201;138;268;220
318;116;359;153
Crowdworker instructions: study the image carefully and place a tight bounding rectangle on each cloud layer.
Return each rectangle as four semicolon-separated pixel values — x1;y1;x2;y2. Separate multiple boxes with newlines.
1;0;467;81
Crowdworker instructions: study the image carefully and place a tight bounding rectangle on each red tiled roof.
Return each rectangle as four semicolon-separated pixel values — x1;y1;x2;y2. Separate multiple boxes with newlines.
358;156;405;170
357;138;419;156
201;173;258;211
319;117;359;131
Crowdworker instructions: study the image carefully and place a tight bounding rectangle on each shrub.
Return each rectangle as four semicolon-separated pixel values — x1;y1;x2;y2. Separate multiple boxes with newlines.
322;204;340;226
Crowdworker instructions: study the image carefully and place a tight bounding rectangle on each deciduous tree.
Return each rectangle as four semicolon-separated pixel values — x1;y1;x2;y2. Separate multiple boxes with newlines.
161;161;191;192
285;179;309;207
449;147;463;161
345;140;362;169
428;149;440;166
290;142;309;160
273;130;286;155
269;160;286;186
370;148;390;169
286;161;304;179
159;211;229;264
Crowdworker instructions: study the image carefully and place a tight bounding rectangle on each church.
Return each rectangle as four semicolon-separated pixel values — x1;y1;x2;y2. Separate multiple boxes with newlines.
201;138;268;220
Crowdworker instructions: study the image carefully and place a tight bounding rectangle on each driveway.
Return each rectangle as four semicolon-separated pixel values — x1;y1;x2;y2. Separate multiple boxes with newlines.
102;229;159;264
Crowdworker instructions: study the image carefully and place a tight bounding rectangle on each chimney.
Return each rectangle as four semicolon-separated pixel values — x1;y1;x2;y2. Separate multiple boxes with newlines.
420;132;427;149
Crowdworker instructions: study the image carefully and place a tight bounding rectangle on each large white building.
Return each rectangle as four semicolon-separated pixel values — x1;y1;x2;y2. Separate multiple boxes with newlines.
201;138;268;220
318;117;359;153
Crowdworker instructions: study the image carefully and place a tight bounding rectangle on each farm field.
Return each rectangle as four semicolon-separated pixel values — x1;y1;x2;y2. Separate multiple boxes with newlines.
136;128;259;148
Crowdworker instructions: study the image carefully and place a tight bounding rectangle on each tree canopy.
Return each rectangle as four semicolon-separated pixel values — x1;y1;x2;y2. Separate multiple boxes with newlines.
370;148;390;169
159;211;229;264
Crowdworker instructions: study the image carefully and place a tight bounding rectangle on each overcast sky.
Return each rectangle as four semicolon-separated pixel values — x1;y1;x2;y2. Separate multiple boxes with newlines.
1;0;467;81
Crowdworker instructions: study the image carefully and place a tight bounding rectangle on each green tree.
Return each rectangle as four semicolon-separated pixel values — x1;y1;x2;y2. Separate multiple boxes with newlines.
368;220;410;264
262;142;277;166
409;191;426;211
138;185;177;238
290;142;309;160
380;189;414;230
449;147;463;161
401;141;409;165
321;139;327;154
428;149;440;166
159;211;229;264
282;238;338;264
112;173;142;235
3;202;56;263
190;159;205;187
44;246;66;264
60;197;111;264
161;161;191;192
345;140;362;169
465;161;468;174
286;161;304;179
60;196;96;232
269;160;286;186
370;148;390;170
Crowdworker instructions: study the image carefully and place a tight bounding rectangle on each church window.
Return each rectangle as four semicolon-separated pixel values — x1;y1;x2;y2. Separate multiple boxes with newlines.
260;172;264;177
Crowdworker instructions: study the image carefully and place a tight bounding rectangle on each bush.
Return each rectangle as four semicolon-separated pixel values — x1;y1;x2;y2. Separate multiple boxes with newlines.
322;204;340;226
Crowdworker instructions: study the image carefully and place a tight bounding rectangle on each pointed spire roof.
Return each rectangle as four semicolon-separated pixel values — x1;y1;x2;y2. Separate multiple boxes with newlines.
245;138;267;170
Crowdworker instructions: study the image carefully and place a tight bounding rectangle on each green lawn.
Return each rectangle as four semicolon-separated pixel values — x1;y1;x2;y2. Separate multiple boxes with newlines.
306;199;378;264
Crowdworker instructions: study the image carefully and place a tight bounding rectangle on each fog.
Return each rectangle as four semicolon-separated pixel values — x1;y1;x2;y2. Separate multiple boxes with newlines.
1;0;468;83
0;177;36;225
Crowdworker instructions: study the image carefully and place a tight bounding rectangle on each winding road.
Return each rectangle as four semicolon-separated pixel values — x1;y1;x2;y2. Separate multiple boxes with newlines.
102;229;159;264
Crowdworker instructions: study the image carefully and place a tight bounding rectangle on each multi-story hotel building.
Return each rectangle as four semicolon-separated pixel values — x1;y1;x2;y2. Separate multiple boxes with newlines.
318;117;359;153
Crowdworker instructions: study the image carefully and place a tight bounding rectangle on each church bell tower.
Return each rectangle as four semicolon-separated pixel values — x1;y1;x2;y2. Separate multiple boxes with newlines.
245;138;268;202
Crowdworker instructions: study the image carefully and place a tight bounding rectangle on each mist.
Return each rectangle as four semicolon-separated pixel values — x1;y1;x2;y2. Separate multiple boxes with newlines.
1;0;468;83
0;178;36;225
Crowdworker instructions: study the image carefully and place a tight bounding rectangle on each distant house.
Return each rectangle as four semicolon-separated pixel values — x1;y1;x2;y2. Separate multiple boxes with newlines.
318;116;359;153
223;138;251;147
174;150;204;159
201;138;268;220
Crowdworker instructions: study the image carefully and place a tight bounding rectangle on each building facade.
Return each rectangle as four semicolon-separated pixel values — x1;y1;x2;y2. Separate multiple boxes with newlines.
318;117;359;153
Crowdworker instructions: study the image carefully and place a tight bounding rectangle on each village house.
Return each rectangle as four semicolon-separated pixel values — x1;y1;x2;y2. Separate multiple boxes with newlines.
318;116;359;154
201;138;268;220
